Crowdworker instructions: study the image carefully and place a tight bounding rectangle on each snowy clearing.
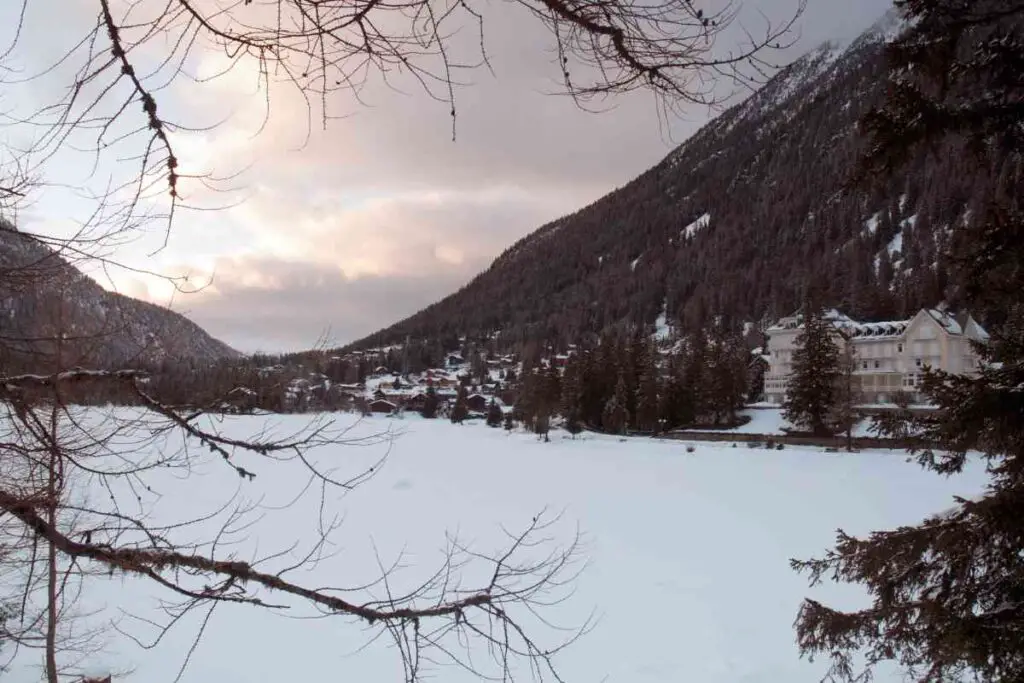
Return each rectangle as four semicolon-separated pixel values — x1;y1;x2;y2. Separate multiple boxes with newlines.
682;212;711;238
689;408;880;437
3;411;987;683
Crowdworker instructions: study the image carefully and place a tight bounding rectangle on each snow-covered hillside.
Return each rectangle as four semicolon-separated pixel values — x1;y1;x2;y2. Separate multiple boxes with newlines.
2;413;988;683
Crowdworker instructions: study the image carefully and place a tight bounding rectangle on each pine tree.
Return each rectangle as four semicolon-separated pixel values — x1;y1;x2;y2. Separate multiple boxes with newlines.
624;329;646;428
793;3;1024;681
542;362;562;417
450;386;469;424
602;373;630;435
420;386;439;419
486;398;503;427
748;355;768;403
827;339;858;452
471;350;489;385
635;341;660;433
564;409;583;439
513;367;540;429
706;324;747;426
783;306;842;436
534;409;551;442
683;331;709;425
660;354;694;430
560;353;585;438
582;336;618;428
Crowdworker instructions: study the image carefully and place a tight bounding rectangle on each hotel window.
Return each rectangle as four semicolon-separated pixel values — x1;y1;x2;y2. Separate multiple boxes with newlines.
874;360;880;369
862;362;868;370
916;358;923;368
897;343;903;353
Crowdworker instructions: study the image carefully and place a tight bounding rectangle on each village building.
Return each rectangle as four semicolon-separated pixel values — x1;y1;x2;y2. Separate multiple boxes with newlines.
466;393;490;413
368;398;397;414
764;308;988;405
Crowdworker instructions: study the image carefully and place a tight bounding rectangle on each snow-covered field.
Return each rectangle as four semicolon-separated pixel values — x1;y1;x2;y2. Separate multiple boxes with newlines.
3;411;988;683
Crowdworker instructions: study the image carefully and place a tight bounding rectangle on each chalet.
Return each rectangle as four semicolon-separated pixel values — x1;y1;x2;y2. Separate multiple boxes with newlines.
764;308;988;405
369;398;397;414
466;393;489;413
435;388;459;402
221;386;258;414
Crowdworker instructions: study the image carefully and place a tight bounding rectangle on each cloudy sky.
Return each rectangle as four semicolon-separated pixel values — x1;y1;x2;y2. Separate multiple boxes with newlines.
2;0;893;353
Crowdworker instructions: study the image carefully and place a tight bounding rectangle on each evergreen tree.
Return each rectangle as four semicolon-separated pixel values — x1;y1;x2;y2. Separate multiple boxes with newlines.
513;367;541;429
486;398;503;428
420;386;439;418
793;3;1024;681
560;353;585;438
748;355;768;403
624;329;646;428
564;409;583;439
684;331;709;425
534;409;551;443
706;324;747;425
542;362;562;417
470;350;489;384
450;386;469;424
602;374;630;435
827;339;858;452
660;354;695;430
578;345;606;428
635;341;660;433
783;307;842;436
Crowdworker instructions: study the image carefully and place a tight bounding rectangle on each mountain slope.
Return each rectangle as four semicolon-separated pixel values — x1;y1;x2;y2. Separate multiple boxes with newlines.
0;220;238;370
352;10;1016;349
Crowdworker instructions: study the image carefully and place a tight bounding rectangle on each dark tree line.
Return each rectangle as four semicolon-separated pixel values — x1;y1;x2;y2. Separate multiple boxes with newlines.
511;324;752;437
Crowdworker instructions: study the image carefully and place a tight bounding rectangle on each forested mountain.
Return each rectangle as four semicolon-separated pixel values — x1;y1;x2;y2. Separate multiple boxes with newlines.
0;219;238;370
349;9;1018;351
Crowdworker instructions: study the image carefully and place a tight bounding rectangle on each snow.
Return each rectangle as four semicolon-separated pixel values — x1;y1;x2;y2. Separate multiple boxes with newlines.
870;6;909;43
865;212;881;235
653;302;672;341
688;408;889;438
682;212;711;238
887;230;904;257
2;411;988;683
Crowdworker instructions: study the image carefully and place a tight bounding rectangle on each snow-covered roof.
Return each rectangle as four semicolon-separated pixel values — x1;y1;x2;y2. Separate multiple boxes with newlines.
843;319;910;339
768;308;987;341
926;309;961;335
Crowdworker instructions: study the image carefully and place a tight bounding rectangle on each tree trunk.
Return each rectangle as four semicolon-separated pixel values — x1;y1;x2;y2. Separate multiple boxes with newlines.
45;406;60;683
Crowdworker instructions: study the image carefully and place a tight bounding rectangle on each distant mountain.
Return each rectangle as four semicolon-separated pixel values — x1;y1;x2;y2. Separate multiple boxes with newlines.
349;8;1016;350
0;219;238;370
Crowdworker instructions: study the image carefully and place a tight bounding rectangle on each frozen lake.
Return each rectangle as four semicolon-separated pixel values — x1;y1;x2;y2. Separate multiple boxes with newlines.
1;411;987;683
